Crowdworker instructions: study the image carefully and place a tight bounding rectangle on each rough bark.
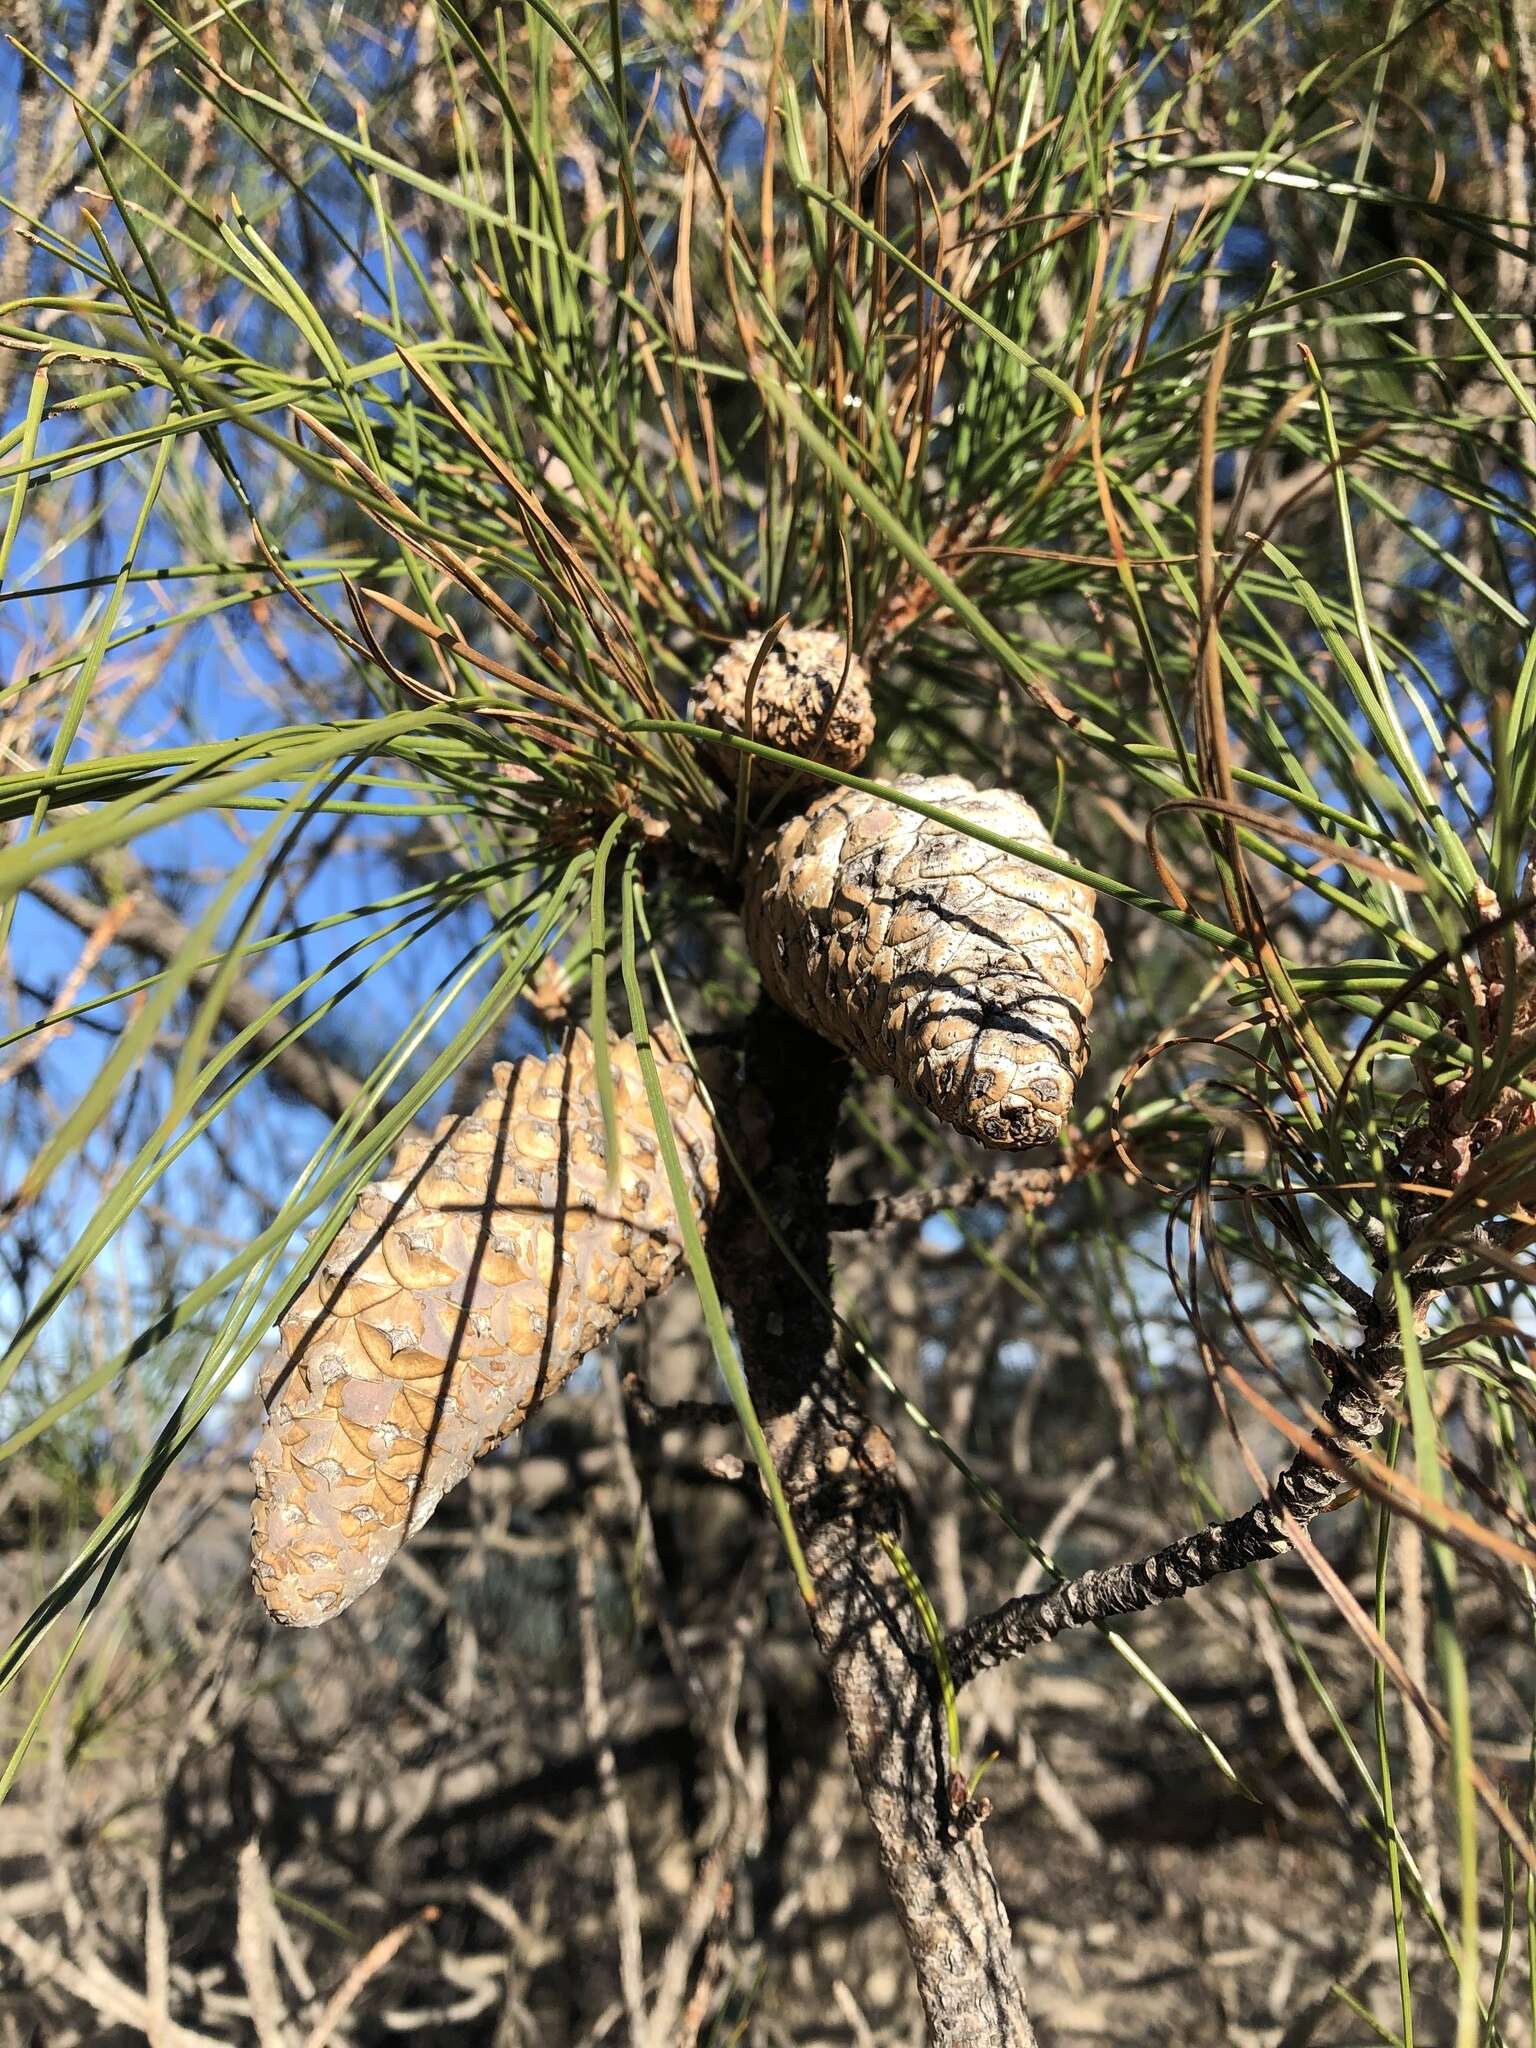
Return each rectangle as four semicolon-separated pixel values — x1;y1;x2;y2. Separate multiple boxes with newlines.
710;1003;1035;2048
946;1302;1420;1687
826;1162;1068;1234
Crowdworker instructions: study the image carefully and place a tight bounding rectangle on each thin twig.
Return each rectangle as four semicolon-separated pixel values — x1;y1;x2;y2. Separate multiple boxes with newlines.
236;1839;297;2048
1397;1513;1445;1912
947;1298;1419;1686
827;1161;1070;1233
300;1908;439;2048
619;1371;737;1432
575;1529;648;2040
142;1857;173;2048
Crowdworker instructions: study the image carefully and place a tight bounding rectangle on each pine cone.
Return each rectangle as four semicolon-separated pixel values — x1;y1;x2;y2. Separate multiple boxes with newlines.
251;1030;716;1627
523;952;573;1029
689;627;874;785
744;775;1106;1149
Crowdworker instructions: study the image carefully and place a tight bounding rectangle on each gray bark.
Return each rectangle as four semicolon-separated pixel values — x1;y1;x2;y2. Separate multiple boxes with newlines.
711;1004;1035;2048
947;1301;1424;1687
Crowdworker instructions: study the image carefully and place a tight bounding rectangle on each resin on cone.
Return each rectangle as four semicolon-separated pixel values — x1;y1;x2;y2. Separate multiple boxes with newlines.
745;775;1106;1149
689;626;874;785
251;1029;716;1627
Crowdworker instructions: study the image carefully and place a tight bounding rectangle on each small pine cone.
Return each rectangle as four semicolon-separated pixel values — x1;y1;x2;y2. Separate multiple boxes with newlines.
524;952;573;1028
251;1030;716;1627
743;775;1107;1149
689;627;875;785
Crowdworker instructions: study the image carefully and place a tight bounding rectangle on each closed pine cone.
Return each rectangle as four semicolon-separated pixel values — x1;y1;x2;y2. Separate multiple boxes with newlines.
251;1029;716;1627
689;627;874;784
744;775;1106;1149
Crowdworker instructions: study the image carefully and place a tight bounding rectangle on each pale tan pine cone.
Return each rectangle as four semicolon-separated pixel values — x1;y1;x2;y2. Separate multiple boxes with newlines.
689;626;875;787
744;774;1107;1149
251;1029;717;1626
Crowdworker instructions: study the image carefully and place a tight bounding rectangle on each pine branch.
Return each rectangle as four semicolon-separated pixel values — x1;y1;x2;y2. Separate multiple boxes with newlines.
827;1162;1070;1234
946;1280;1439;1688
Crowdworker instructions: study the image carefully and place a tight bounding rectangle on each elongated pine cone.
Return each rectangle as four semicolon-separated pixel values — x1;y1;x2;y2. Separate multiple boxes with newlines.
251;1030;717;1627
689;627;875;784
744;775;1107;1149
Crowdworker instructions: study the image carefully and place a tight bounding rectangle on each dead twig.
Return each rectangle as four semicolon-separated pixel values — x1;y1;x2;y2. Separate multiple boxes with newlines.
827;1160;1072;1233
301;1908;440;2048
236;1839;298;2048
946;1291;1424;1686
575;1528;648;2041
